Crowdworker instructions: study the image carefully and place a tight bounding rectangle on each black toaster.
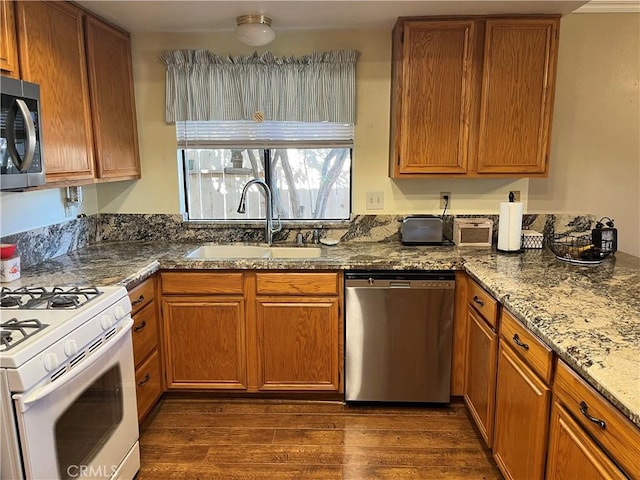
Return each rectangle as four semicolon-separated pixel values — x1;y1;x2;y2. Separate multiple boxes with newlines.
401;215;444;245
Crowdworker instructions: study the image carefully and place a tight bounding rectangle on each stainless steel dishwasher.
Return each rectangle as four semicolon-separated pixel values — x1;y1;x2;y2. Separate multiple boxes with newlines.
345;271;455;403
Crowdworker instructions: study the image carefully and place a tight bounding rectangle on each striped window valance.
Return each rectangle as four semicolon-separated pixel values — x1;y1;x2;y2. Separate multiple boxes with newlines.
160;49;360;124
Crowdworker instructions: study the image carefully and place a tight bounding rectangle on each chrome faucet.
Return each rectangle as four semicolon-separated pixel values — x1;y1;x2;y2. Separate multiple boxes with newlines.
237;178;282;245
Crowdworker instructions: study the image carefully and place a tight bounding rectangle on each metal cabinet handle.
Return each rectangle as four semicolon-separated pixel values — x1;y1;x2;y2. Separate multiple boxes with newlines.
133;320;147;332
473;296;485;307
137;373;151;387
131;295;145;306
579;401;606;429
512;333;530;350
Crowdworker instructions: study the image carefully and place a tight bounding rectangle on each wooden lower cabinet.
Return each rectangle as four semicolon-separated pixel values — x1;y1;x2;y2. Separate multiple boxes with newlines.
135;350;163;422
128;276;163;422
256;297;340;391
546;398;626;479
493;341;551;480
463;307;498;446
160;270;342;394
162;297;247;389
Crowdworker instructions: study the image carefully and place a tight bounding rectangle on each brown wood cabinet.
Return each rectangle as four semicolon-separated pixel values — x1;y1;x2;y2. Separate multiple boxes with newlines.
493;309;553;480
546;398;626;480
255;272;341;392
549;360;640;479
13;1;140;185
161;271;343;395
463;277;499;447
84;15;140;181
390;16;559;178
128;276;163;422
0;0;19;77
15;1;96;184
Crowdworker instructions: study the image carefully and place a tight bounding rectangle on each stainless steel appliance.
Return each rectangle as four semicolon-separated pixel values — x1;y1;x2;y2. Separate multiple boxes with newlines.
1;77;45;190
345;271;455;403
400;215;444;245
0;285;140;480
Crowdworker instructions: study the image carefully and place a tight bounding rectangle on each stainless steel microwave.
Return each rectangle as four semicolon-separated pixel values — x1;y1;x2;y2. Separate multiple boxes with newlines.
1;77;45;190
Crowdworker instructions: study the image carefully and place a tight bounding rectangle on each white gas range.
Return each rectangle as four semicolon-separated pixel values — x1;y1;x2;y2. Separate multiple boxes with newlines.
0;285;140;480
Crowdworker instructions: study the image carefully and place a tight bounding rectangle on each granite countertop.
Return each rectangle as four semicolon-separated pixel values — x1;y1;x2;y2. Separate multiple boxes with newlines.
12;240;640;429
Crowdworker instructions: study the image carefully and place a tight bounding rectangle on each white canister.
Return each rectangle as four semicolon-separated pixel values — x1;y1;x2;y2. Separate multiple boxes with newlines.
1;255;21;282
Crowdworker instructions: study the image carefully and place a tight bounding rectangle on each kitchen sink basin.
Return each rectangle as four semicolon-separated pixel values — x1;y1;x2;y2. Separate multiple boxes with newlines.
269;247;322;258
185;244;322;260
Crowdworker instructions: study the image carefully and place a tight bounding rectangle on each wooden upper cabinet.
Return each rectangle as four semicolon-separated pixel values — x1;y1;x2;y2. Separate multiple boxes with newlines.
390;19;476;176
389;16;559;178
15;1;95;184
0;0;19;77
84;16;141;181
476;18;559;175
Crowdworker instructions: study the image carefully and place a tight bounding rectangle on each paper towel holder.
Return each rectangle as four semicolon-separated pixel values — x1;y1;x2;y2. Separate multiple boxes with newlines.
497;192;524;254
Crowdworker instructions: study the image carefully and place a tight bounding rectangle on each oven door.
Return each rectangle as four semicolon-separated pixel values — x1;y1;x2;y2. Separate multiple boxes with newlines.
13;320;139;480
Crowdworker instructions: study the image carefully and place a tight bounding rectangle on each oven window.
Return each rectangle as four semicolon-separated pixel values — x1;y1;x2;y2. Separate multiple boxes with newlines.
54;365;124;480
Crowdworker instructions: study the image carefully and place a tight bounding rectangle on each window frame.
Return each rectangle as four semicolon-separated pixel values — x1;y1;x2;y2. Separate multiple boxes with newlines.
179;147;353;225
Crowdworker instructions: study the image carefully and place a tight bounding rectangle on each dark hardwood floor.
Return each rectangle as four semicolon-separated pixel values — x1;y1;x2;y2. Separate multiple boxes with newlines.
137;398;502;479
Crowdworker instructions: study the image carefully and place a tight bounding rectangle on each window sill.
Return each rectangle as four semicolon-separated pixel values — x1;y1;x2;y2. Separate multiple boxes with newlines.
184;219;351;230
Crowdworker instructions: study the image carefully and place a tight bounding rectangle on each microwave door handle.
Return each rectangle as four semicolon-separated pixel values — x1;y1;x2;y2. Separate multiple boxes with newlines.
13;318;133;413
6;99;37;172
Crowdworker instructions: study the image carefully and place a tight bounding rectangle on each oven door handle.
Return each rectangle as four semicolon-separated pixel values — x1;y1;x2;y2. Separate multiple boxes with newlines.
14;318;133;413
6;98;37;172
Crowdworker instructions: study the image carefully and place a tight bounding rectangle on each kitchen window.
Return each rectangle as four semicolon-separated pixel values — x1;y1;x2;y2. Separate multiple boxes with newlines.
178;120;353;221
161;49;359;223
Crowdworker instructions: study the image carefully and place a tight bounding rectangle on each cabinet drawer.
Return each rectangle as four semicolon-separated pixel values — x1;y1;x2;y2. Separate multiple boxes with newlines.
500;309;553;384
132;301;158;368
256;272;339;296
135;349;162;422
554;360;640;479
468;278;498;328
128;278;155;315
162;272;244;295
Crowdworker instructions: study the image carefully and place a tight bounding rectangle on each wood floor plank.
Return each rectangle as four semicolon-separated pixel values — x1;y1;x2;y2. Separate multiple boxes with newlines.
138;398;502;479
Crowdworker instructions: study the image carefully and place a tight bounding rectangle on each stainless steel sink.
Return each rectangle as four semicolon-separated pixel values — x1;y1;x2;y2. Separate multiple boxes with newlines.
185;244;322;260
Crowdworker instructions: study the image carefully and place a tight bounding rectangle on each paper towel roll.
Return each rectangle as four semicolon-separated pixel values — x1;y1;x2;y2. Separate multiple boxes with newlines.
497;202;523;251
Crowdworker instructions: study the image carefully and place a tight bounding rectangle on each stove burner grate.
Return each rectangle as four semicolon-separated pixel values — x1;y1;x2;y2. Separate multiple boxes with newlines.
0;318;49;351
0;286;102;310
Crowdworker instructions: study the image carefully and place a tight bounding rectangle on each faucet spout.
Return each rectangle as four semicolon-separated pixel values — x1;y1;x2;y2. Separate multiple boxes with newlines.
236;179;281;245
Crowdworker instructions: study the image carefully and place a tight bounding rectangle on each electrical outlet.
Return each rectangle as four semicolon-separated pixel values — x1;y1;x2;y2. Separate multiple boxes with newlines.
366;191;384;210
509;190;521;202
440;192;451;209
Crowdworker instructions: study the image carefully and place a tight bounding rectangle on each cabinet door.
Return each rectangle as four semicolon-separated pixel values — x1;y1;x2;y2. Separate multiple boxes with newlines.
0;0;19;77
84;16;140;181
546;399;626;480
493;341;551;480
163;297;247;390
15;1;95;183
476;18;559;175
255;297;339;391
463;307;498;447
390;20;477;176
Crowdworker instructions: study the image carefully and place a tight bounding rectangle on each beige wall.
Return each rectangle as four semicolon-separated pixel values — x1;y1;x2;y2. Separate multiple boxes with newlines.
529;13;640;256
95;13;639;255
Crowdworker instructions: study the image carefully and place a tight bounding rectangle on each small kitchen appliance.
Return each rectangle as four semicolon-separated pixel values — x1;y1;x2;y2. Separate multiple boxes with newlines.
1;77;46;190
401;215;444;245
0;285;140;479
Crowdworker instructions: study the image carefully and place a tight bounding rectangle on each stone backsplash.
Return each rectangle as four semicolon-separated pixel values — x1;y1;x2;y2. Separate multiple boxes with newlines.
1;213;596;270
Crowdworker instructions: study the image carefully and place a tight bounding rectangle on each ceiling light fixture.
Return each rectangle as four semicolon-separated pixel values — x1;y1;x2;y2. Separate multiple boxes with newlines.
235;15;275;47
